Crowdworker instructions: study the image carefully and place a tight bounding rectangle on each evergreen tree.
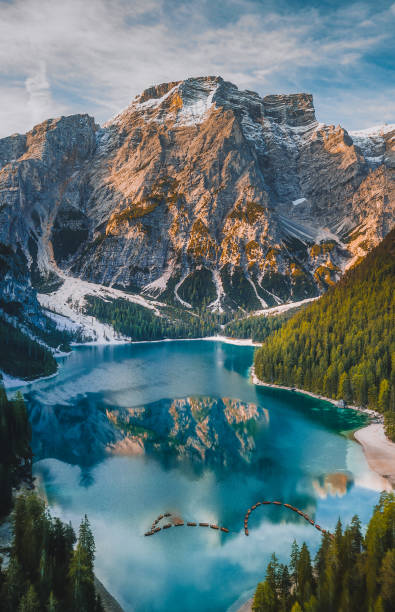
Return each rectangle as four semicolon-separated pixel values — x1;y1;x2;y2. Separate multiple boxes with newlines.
0;384;32;516
296;543;314;604
18;584;40;612
379;549;395;611
254;228;395;438
252;493;395;612
252;580;277;612
1;492;103;612
378;380;391;412
69;515;97;612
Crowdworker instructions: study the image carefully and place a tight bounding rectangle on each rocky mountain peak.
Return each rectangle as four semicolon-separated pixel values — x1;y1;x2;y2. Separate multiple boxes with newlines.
110;77;317;131
138;80;181;104
262;93;316;127
0;75;393;326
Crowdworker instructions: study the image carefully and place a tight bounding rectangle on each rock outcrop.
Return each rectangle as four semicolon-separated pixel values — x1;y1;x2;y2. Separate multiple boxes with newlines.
0;76;394;320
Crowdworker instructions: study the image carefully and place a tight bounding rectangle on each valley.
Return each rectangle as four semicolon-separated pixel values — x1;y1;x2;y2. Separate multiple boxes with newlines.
0;77;394;382
0;75;393;612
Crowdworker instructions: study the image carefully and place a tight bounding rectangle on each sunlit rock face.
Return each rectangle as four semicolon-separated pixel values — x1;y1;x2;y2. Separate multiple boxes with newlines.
0;76;394;315
28;393;269;468
107;396;269;467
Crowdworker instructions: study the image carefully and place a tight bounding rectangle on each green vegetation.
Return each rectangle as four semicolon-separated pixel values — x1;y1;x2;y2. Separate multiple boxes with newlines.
84;295;221;340
252;492;395;612
221;265;261;310
0;318;58;380
255;229;395;437
384;411;395;442
177;269;217;308
259;272;291;303
0;493;104;612
224;308;304;343
0;385;103;610
0;385;32;517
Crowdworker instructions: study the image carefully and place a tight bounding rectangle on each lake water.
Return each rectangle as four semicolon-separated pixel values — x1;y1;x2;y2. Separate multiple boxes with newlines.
16;340;387;612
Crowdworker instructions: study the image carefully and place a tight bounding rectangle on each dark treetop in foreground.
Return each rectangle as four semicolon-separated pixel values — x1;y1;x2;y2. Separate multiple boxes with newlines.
253;492;395;612
0;385;31;517
0;493;104;612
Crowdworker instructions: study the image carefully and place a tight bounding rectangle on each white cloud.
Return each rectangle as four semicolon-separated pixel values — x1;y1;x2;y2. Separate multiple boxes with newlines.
25;62;58;126
0;0;393;136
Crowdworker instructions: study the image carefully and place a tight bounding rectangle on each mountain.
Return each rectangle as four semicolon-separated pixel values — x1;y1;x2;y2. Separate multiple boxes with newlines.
29;394;269;468
0;76;394;359
254;228;395;438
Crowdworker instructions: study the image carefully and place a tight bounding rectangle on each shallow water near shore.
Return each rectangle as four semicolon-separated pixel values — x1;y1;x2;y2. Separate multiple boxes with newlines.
16;340;386;612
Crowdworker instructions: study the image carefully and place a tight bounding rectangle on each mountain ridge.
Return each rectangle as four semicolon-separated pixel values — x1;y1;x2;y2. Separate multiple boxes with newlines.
0;75;394;357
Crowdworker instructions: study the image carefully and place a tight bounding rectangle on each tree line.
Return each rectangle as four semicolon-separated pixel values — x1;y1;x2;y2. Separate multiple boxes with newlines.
0;383;104;610
84;295;221;340
254;229;395;440
0;493;104;612
0;318;58;380
253;492;395;612
0;385;32;516
224;307;303;343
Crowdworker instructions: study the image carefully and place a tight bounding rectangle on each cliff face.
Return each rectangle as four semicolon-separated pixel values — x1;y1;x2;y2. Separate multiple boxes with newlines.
0;76;394;318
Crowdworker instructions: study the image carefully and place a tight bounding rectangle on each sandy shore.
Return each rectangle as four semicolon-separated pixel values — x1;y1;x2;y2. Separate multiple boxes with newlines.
94;576;125;612
204;335;259;346
251;367;395;490
235;598;252;612
354;424;395;488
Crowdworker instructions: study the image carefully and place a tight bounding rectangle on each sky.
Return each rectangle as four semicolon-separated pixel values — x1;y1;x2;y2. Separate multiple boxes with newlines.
0;0;394;137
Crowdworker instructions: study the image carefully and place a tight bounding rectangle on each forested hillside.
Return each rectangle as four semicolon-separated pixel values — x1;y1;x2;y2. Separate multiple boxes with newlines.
0;384;32;516
252;492;395;612
224;305;306;343
254;228;395;437
84;296;221;340
0;493;104;611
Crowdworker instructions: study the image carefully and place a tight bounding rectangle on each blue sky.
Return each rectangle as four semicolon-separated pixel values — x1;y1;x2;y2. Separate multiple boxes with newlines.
0;0;394;137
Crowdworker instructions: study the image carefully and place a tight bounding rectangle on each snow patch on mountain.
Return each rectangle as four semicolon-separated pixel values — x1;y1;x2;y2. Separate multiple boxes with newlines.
241;113;266;152
248;278;267;309
175;83;219;127
142;263;175;297
207;269;225;313
350;124;395;138
174;276;192;309
38;275;163;343
349;124;394;161
252;296;318;317
137;85;179;111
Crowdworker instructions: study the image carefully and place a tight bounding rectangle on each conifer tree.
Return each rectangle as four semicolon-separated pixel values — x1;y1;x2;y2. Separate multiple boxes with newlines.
252;493;395;612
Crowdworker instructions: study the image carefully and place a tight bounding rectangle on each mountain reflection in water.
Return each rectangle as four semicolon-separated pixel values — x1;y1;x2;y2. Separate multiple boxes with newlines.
16;341;385;612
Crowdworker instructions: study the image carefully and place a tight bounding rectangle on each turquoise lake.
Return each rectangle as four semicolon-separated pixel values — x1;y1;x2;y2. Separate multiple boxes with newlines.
15;340;388;612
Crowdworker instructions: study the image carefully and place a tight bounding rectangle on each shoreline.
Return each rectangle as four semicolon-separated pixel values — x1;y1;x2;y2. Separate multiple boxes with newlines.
251;367;395;489
1;369;60;390
73;334;259;347
354;425;395;488
3;335;257;389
